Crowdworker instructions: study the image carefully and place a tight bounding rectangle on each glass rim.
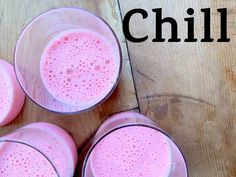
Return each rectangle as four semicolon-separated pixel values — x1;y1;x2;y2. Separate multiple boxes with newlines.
13;7;123;115
82;123;189;177
0;139;60;177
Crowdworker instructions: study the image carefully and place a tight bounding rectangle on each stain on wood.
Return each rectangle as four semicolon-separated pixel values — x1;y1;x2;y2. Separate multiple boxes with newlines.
224;67;236;91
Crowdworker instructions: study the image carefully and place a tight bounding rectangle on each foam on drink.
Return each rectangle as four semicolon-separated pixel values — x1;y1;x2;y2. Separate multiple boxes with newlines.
0;142;57;177
90;126;172;177
40;29;119;108
0;122;78;177
0;59;25;127
0;71;11;121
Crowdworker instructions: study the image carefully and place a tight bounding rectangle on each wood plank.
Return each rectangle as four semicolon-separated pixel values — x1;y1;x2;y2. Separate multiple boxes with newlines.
0;0;138;151
119;0;236;176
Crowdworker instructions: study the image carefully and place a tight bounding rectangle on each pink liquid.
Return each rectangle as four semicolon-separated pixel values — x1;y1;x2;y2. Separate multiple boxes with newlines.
0;59;25;127
90;126;172;177
85;112;188;177
40;29;119;108
0;142;57;177
0;122;78;177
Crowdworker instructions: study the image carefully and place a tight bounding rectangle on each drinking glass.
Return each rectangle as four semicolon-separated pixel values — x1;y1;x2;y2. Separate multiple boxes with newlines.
14;7;122;114
0;122;78;177
82;112;188;177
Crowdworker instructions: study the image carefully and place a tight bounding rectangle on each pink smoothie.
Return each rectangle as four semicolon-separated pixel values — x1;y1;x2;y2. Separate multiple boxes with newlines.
0;59;25;127
0;122;78;177
0;142;58;177
40;29;120;108
90;126;172;177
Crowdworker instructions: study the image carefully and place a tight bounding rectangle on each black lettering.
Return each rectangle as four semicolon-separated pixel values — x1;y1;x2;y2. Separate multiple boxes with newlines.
217;8;230;42
201;8;214;42
152;8;181;42
123;9;148;43
185;8;197;42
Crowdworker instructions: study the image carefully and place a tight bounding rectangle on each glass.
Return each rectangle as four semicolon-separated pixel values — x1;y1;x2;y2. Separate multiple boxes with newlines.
82;112;188;177
14;7;122;114
0;122;78;177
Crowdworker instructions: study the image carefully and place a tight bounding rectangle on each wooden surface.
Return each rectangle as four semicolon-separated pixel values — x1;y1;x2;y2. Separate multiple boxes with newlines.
0;0;235;177
120;0;236;177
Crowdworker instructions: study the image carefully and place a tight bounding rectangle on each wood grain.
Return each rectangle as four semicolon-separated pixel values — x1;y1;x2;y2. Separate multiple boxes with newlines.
0;0;138;151
119;0;236;176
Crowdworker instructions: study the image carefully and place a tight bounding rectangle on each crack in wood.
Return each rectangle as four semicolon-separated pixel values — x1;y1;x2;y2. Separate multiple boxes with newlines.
136;69;156;83
140;93;215;107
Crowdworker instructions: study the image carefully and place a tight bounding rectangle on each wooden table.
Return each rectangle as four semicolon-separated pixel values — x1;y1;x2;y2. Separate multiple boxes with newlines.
0;0;235;177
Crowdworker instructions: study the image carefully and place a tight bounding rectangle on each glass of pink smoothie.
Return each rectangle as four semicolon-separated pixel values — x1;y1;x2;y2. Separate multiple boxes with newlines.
0;122;78;177
82;112;188;177
14;8;122;114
